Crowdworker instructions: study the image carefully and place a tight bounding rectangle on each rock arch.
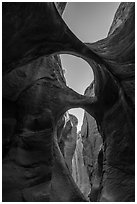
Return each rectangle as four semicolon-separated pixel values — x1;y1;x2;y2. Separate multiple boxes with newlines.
2;2;135;201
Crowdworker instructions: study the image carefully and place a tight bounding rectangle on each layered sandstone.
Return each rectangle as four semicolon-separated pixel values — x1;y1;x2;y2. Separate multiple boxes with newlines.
81;2;135;201
72;132;91;200
3;2;135;202
2;3;87;201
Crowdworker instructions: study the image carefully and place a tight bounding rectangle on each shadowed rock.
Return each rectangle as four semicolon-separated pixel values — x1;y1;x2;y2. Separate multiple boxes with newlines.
2;2;134;202
81;3;135;201
2;54;89;201
81;83;103;201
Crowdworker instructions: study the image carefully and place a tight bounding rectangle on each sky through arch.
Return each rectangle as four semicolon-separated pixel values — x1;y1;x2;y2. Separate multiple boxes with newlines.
60;2;120;131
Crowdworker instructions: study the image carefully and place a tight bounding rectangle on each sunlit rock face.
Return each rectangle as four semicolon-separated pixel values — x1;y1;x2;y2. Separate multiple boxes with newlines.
63;114;78;173
80;82;103;201
57;113;78;173
55;2;67;15
57;113;91;200
81;108;103;200
72;132;91;200
108;2;134;36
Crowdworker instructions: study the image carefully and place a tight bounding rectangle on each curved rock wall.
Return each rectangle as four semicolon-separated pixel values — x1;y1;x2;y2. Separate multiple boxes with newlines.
3;2;134;202
81;2;135;201
63;114;78;173
57;113;91;199
72;132;91;200
2;3;87;201
57;113;78;173
81;83;103;201
3;54;87;202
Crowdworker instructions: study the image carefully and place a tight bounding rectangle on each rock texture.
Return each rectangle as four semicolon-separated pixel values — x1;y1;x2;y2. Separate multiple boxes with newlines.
3;2;134;202
57;112;78;173
62;114;78;173
57;114;91;199
2;54;87;202
72;132;91;200
2;3;88;201
81;85;103;201
82;3;135;201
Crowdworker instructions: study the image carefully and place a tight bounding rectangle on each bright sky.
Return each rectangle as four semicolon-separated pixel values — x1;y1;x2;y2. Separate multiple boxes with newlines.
60;2;120;131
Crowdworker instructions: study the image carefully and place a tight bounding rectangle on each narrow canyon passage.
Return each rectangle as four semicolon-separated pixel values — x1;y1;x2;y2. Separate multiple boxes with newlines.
60;54;94;198
2;2;134;202
61;54;93;132
58;3;120;198
61;2;120;131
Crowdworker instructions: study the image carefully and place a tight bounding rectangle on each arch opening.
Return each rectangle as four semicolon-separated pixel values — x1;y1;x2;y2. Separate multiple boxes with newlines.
58;2;120;201
60;54;94;95
62;2;120;43
63;107;91;200
60;53;94;199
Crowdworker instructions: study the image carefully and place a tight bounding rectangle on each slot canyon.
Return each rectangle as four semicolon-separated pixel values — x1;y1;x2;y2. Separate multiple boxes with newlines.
2;2;135;202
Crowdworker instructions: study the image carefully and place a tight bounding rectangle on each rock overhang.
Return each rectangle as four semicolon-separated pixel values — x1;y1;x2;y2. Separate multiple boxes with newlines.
2;2;135;202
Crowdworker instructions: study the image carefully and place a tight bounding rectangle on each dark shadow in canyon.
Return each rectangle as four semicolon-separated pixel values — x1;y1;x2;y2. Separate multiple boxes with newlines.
2;2;135;202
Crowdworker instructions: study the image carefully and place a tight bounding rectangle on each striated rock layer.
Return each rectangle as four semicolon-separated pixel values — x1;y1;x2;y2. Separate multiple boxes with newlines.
81;85;103;201
81;2;135;201
57;112;78;173
3;3;87;201
72;132;91;200
2;55;87;201
3;2;134;202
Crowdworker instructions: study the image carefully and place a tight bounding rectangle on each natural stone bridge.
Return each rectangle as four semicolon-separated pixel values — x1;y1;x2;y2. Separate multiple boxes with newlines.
2;2;134;202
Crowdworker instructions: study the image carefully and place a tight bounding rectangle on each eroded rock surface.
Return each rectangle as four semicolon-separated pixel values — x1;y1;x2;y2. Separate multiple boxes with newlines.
72;132;91;200
3;2;134;202
2;3;87;201
81;2;135;201
81;96;103;200
2;55;87;202
62;114;78;173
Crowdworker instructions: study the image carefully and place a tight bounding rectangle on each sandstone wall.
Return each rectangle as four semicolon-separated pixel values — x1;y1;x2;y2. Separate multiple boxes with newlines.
81;84;103;201
81;2;134;201
72;132;91;200
3;2;134;202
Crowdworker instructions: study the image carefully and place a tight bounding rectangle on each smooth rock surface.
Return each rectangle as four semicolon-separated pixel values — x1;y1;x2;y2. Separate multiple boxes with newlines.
72;132;91;200
2;2;134;202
